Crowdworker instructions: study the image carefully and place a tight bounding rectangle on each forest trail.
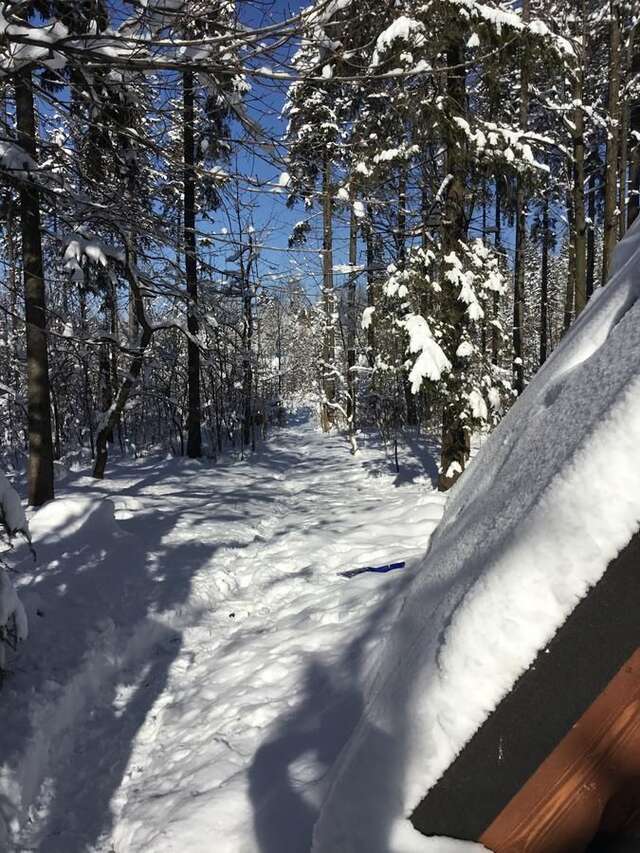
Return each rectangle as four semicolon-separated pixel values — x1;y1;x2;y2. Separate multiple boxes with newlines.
1;411;444;853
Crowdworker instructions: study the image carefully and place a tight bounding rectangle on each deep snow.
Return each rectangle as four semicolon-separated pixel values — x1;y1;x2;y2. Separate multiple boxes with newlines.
0;411;444;852
312;216;640;851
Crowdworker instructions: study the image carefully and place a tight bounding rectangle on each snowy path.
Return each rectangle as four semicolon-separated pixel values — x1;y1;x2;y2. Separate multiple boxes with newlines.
1;412;445;853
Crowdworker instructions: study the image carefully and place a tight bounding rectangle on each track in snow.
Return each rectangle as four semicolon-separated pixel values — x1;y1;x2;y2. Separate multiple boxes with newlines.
1;411;444;853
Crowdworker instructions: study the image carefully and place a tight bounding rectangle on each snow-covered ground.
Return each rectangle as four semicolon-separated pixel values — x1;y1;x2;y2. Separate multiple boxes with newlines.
0;410;444;853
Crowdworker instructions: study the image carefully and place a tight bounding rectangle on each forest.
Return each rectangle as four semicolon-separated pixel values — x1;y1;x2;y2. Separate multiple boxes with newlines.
1;0;639;851
0;0;637;503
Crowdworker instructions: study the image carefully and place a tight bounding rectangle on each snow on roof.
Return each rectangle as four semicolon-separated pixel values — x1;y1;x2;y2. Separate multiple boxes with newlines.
312;219;640;852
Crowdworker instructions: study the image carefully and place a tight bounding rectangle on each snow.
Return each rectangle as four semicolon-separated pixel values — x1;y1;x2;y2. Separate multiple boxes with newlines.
467;389;488;420
361;306;375;329
455;340;474;358
0;471;29;668
62;233;123;283
0;410;445;852
402;314;451;392
353;200;366;220
334;263;364;275
0;470;28;537
371;17;425;67
312;216;640;850
0;569;28;643
0;15;68;73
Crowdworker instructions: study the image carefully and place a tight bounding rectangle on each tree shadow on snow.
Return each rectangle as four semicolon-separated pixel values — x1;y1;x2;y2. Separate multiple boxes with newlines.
248;569;415;853
356;430;440;488
0;464;257;853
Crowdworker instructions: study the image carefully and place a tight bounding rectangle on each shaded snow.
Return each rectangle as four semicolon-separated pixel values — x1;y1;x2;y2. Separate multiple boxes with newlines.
0;411;444;852
312;215;640;850
0;471;29;667
0;470;27;536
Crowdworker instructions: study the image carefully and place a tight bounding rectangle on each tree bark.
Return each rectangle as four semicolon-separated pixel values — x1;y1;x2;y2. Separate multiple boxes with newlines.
320;155;336;432
512;0;530;396
586;150;598;301
564;173;575;331
492;180;502;366
346;202;357;441
183;70;202;458
618;24;639;238
15;67;54;506
573;2;587;315
540;196;550;366
626;26;640;228
438;35;469;493
365;204;376;369
93;254;153;479
602;0;622;285
242;237;254;448
397;166;418;426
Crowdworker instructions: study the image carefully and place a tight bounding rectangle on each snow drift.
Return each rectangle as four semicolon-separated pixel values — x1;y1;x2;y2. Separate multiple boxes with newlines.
0;470;29;669
312;220;640;851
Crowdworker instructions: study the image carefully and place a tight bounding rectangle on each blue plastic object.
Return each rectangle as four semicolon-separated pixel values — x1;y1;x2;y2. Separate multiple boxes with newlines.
339;561;406;579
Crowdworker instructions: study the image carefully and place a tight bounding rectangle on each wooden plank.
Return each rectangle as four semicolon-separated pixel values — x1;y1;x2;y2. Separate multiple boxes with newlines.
480;649;640;852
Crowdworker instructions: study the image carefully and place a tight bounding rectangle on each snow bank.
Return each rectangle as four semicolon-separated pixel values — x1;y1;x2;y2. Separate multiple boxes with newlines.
0;492;163;849
312;220;640;850
0;470;28;537
29;496;121;545
0;470;29;668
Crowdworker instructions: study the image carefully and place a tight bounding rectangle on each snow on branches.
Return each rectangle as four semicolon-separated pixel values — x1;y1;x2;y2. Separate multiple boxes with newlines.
373;239;511;434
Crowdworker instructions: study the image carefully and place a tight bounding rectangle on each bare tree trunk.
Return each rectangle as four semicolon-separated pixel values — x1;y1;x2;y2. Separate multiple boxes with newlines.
346;202;357;444
93;254;153;479
396;167;418;427
618;24;639;238
626;26;640;228
492;180;502;366
15;67;54;506
78;283;95;457
98;269;115;444
573;2;587;315
540;196;550;366
602;0;622;284
6;200;21;444
586;148;598;301
619;101;630;241
242;242;254;448
127;232;139;343
512;0;530;397
438;35;469;492
628;145;640;228
480;181;488;356
365;204;376;369
320;156;336;432
98;335;113;443
564;174;575;331
183;70;201;458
